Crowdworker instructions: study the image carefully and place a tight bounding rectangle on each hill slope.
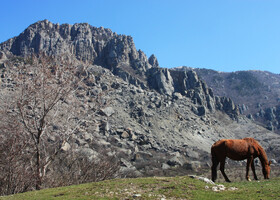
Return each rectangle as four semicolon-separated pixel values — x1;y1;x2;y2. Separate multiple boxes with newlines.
0;20;280;192
1;176;280;200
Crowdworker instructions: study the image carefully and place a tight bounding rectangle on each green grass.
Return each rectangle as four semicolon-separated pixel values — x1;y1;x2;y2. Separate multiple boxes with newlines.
1;176;280;200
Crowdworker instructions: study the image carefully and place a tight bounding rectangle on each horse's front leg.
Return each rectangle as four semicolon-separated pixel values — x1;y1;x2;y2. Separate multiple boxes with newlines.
220;159;231;182
246;157;253;181
251;159;258;180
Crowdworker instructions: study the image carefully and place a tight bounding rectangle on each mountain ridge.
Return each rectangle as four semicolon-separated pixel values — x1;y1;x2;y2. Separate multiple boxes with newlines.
0;20;240;119
173;66;280;133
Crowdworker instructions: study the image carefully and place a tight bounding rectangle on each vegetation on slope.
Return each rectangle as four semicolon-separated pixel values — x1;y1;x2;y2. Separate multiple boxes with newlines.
226;71;264;96
1;176;280;200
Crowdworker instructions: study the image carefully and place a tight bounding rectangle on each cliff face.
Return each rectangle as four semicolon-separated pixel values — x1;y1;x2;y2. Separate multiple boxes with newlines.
148;68;239;118
1;20;116;63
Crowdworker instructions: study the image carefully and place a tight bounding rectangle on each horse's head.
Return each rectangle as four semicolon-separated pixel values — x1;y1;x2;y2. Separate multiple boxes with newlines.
263;160;272;179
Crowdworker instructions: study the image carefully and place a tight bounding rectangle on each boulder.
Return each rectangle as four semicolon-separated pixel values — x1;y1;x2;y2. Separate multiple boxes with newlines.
132;151;153;161
173;92;183;100
162;163;171;170
100;107;115;117
167;156;184;166
184;161;201;171
121;131;130;139
78;148;98;161
0;51;6;60
61;142;71;152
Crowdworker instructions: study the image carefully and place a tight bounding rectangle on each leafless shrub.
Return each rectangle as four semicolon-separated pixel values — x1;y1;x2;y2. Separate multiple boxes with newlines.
0;108;35;195
44;150;120;188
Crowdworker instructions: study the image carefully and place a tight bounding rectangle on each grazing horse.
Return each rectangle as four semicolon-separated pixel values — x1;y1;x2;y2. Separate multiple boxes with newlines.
211;137;271;182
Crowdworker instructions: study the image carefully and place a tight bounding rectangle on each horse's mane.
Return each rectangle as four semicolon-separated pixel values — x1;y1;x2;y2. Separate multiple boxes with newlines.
243;137;269;165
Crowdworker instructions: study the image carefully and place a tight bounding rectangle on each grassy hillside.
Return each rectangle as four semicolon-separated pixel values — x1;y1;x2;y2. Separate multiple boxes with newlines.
1;176;280;200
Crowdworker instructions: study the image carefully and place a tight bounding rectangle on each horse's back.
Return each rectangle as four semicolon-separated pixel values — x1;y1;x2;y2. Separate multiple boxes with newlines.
212;138;250;149
211;138;255;160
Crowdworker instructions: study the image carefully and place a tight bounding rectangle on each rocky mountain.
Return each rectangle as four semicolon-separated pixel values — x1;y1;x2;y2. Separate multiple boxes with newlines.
174;67;280;134
1;20;280;177
0;20;240;119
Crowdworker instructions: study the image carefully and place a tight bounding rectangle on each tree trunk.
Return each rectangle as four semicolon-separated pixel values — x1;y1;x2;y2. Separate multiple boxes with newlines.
35;145;42;190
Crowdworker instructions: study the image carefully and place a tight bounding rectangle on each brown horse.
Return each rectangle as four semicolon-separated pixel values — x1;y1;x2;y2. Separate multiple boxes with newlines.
211;137;271;182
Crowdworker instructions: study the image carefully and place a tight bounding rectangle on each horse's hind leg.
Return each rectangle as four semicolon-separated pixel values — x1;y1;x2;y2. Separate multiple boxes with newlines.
211;155;219;182
220;159;231;182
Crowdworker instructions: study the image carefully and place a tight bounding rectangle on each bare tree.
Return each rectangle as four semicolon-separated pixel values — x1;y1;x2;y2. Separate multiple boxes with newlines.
0;54;120;194
14;54;82;190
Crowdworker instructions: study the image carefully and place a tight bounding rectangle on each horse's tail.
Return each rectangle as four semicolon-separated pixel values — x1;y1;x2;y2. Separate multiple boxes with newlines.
211;145;219;182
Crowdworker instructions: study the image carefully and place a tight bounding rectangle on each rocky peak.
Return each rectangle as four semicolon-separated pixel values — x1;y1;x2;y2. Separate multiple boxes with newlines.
27;19;58;31
148;54;159;68
0;20;160;88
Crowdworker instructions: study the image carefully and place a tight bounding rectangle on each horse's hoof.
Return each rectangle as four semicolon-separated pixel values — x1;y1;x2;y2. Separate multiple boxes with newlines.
247;178;252;182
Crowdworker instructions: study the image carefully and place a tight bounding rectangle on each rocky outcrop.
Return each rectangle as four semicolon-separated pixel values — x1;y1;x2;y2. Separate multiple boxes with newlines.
173;67;280;133
147;68;238;118
0;51;6;60
148;54;159;68
148;68;174;96
256;106;280;131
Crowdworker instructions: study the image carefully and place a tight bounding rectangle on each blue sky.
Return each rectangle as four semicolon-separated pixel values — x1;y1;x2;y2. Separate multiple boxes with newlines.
1;0;280;74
